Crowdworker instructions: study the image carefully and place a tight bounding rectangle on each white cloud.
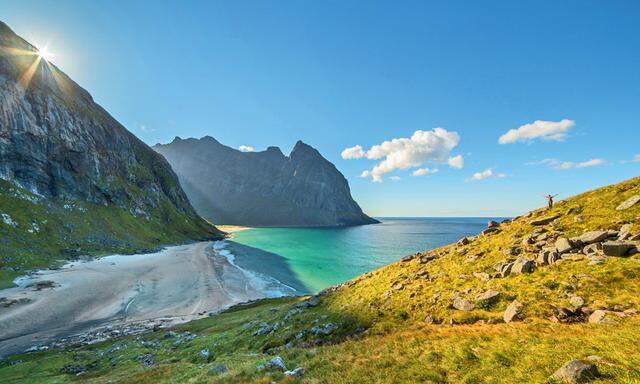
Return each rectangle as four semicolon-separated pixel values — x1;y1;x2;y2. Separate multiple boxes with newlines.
238;145;255;152
498;119;575;144
633;154;640;163
341;145;365;159
532;158;605;170
467;168;506;182
447;155;464;169
412;168;438;176
342;128;463;182
389;176;402;181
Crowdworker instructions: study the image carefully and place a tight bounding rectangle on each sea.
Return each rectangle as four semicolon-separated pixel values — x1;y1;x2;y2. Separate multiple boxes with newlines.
231;217;507;293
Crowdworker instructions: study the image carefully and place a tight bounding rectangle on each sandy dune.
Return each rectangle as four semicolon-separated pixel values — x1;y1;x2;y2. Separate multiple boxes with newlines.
0;241;296;358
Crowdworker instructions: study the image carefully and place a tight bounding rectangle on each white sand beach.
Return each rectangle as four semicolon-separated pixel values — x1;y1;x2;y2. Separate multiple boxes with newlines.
0;241;298;358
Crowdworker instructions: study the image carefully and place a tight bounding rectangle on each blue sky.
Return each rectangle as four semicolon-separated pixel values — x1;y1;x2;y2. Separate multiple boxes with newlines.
2;1;639;216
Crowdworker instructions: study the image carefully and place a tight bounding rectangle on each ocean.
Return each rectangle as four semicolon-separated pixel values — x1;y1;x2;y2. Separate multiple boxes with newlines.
231;217;506;293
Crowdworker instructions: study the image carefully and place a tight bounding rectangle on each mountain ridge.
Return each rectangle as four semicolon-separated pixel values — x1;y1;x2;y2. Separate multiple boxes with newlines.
0;20;222;288
153;136;378;227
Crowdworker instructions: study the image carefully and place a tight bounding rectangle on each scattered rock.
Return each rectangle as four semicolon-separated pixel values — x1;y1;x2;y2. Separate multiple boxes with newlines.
588;310;615;324
553;307;585;323
503;300;523;323
266;356;287;371
616;195;640;211
530;215;560;226
579;231;609;245
482;227;500;235
199;349;210;360
452;297;474;311
487;220;499;228
583;243;602;254
618;224;633;240
208;364;227;376
136;354;155;367
555;238;574;254
551;360;599;383
570;296;585;308
420;254;438;264
511;256;535;274
475;289;500;305
457;237;472;246
602;241;636;257
310;323;337;335
60;364;87;375
473;271;490;281
284;367;305;378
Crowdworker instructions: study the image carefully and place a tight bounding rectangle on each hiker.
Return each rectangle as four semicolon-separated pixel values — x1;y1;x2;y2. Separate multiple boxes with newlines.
545;194;558;210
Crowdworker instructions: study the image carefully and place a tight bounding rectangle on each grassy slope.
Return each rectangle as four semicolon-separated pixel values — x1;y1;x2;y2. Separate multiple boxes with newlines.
1;177;639;383
0;179;220;289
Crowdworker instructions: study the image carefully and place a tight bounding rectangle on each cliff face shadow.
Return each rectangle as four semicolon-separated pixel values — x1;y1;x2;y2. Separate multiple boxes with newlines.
223;241;310;295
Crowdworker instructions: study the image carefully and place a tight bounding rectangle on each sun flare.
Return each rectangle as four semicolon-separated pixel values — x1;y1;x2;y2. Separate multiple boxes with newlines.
36;46;54;62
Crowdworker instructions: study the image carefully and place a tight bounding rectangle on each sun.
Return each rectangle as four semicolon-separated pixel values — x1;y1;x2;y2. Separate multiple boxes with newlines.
37;46;54;62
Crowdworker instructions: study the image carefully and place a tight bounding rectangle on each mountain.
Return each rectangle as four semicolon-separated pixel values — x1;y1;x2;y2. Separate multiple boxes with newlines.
0;21;221;287
5;177;639;382
153;136;378;227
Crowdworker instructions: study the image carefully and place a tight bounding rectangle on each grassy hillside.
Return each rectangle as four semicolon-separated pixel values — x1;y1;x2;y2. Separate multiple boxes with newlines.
0;179;221;289
1;177;639;383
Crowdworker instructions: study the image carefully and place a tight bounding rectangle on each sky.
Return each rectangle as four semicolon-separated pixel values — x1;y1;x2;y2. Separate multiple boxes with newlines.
2;1;639;217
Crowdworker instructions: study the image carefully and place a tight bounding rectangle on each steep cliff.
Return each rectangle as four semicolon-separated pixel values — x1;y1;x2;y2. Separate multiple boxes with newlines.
153;137;378;227
0;21;221;287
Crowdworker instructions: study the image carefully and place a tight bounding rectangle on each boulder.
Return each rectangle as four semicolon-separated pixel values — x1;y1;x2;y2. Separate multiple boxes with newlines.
457;237;472;246
618;224;633;240
494;261;515;277
602;241;636;257
578;231;609;245
482;227;500;235
551;360;599;383
266;356;287;371
511;257;535;274
555;238;574;254
420;254;438;264
570;296;585;308
616;195;640;211
208;364;227;376
503;300;523;323
583;243;602;254
487;220;499;228
452;297;475;311
475;290;500;305
588;310;615;324
284;367;305;378
530;215;560;226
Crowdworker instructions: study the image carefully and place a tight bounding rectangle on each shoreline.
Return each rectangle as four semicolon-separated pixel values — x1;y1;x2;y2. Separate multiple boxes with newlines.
217;225;253;234
0;241;300;358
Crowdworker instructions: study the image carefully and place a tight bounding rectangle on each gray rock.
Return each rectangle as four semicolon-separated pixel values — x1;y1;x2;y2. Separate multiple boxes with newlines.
588;310;614;324
452;297;475;311
208;364;227;376
503;300;523;323
583;243;602;254
475;290;500;304
569;296;585;308
602;241;636;257
616;195;640;211
199;349;210;360
266;356;287;371
457;237;473;246
551;360;598;383
284;367;305;378
487;220;499;228
511;257;535;274
618;224;633;240
530;215;560;226
555;238;574;254
578;231;609;245
482;227;500;235
0;22;219;240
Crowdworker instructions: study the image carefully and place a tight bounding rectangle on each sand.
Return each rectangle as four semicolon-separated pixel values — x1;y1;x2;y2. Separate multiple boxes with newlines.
0;241;299;358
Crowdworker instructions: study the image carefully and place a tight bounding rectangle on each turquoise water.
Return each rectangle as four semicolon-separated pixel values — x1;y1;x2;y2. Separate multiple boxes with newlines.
232;217;505;293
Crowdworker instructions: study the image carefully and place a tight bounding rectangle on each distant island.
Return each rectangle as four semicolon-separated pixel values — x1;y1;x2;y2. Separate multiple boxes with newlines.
153;137;378;227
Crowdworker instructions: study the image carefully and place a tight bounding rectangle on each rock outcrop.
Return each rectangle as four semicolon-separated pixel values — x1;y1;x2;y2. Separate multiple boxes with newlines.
0;22;220;239
153;137;378;227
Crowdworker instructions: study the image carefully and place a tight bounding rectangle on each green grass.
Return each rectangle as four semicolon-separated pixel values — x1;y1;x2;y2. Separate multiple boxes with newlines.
0;179;220;288
1;176;640;383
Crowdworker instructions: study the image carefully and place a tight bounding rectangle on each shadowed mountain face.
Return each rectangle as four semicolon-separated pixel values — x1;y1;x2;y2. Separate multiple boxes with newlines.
0;21;220;237
154;137;378;227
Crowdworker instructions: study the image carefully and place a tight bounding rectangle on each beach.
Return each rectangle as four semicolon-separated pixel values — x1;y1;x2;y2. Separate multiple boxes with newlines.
0;241;300;358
